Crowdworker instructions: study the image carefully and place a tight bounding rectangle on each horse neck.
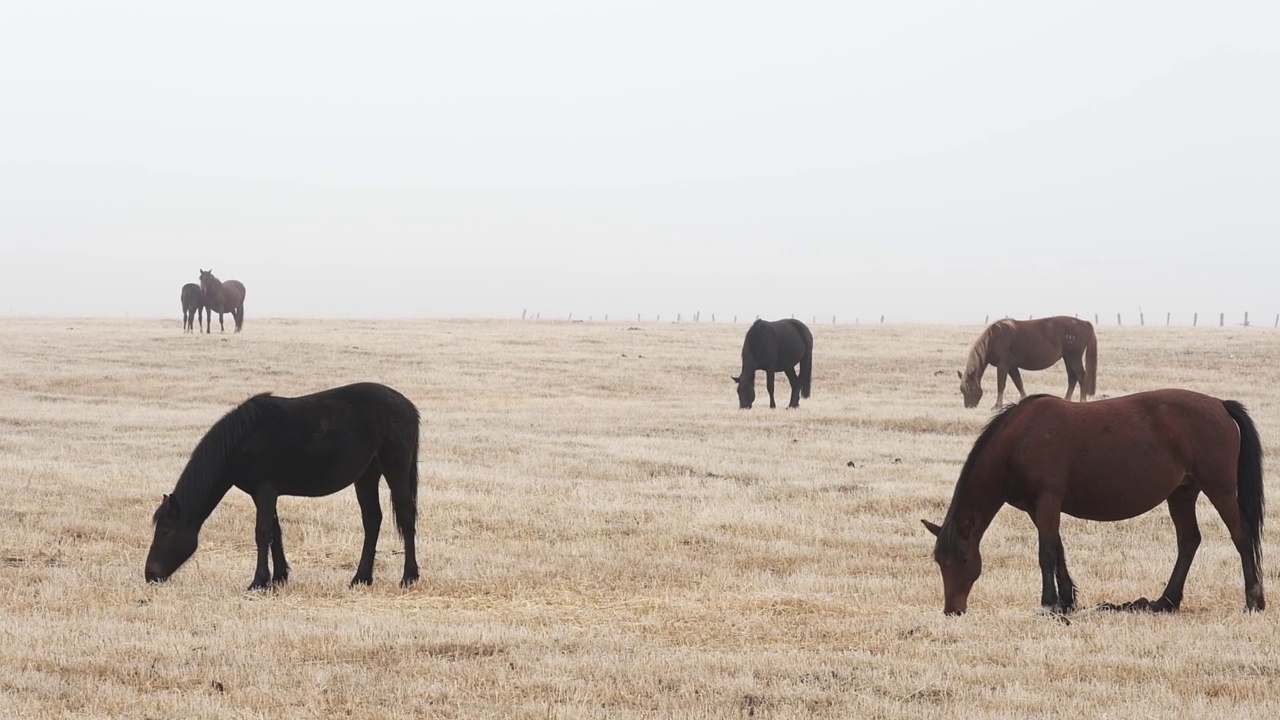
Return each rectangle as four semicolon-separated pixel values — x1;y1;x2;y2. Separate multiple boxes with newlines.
171;465;234;530
941;445;1009;551
963;335;990;381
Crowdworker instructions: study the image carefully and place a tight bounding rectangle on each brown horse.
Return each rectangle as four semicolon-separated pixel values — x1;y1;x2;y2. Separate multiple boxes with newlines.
199;269;246;333
180;283;204;333
922;390;1264;616
958;316;1096;408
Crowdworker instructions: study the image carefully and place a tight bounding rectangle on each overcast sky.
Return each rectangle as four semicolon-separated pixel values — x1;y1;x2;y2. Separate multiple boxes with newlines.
2;2;1277;323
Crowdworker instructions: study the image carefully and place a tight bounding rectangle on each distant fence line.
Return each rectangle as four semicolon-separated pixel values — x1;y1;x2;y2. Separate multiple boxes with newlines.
520;310;1277;327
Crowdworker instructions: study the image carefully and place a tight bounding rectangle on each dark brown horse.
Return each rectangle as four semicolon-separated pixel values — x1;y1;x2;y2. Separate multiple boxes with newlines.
199;269;246;333
180;283;204;333
145;382;421;591
922;390;1264;616
731;318;813;409
959;316;1097;408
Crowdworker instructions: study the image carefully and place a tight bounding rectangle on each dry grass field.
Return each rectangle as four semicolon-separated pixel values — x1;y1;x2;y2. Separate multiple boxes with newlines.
1;316;1278;719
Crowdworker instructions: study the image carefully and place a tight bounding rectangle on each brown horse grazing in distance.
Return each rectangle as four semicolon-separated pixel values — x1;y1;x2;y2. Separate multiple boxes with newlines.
180;283;204;333
731;318;813;409
922;390;1265;616
199;269;246;333
959;316;1096;408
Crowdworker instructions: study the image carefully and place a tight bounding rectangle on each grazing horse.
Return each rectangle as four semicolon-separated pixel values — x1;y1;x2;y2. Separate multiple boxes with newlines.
180;283;204;333
145;382;422;591
922;390;1264;616
198;269;247;333
731;318;813;409
959;316;1096;408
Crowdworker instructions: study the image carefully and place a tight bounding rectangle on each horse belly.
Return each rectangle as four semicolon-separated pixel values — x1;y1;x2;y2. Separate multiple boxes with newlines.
1060;457;1184;522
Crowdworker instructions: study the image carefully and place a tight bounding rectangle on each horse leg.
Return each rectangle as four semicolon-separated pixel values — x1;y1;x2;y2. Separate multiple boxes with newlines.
1063;354;1086;401
218;311;226;333
249;490;279;591
382;450;420;587
1203;484;1266;611
766;371;777;409
783;367;801;408
350;464;383;586
995;367;1008;408
204;307;211;334
270;513;290;585
1007;368;1028;401
1031;506;1071;612
1147;485;1202;611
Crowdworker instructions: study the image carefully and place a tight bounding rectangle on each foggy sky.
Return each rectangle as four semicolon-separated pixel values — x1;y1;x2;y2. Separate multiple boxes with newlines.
2;2;1277;324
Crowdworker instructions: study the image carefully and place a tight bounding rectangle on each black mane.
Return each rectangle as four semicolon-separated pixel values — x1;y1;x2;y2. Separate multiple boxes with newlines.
165;392;275;523
936;394;1054;559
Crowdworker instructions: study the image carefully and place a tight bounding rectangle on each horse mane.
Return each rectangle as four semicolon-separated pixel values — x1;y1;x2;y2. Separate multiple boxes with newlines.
935;394;1053;560
160;392;275;524
963;319;1015;380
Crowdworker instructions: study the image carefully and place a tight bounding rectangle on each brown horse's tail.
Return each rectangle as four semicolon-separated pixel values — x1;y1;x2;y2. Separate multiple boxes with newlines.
1083;327;1098;399
1224;400;1264;573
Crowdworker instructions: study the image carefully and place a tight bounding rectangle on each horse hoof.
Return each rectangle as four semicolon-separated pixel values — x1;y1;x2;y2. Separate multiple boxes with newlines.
349;576;373;587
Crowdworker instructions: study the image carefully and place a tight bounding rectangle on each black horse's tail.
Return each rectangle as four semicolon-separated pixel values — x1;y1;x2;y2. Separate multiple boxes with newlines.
1224;400;1264;572
800;340;812;399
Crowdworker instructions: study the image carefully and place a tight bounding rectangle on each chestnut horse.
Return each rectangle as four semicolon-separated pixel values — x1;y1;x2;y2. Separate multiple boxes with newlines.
731;318;813;409
180;283;204;333
959;316;1096;408
922;390;1264;616
199;269;246;333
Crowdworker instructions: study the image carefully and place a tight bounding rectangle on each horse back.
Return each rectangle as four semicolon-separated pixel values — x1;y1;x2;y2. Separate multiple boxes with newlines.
234;383;419;497
743;319;811;370
1001;390;1238;520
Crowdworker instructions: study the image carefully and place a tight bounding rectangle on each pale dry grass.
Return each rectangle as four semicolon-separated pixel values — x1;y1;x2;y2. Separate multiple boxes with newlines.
0;317;1278;719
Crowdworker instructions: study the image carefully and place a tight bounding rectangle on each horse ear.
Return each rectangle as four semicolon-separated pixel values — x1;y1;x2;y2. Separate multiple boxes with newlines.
921;519;942;537
956;370;963;381
161;494;181;518
730;376;740;383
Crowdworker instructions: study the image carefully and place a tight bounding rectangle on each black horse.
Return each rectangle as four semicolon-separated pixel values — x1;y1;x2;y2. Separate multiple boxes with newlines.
731;318;813;409
145;382;422;591
180;283;204;333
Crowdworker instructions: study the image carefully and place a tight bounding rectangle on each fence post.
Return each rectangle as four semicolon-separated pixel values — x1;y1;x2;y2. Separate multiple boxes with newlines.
1140;312;1144;326
734;315;737;323
832;315;836;325
522;309;527;320
984;315;989;325
568;313;572;321
1275;314;1278;328
711;314;716;323
677;313;681;323
1193;312;1197;327
1166;312;1170;326
1220;312;1224;327
1244;312;1249;327
1117;313;1121;326
880;315;885;324
1094;314;1099;325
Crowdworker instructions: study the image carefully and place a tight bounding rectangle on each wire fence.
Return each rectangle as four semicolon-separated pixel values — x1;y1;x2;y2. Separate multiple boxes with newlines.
519;309;1278;328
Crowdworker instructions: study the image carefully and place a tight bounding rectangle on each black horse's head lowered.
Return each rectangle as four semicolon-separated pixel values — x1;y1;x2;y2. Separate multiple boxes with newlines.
145;494;198;582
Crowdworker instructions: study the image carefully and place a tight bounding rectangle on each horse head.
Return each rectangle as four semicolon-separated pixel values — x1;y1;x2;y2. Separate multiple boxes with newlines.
731;375;755;409
958;370;982;409
922;518;981;615
145;494;199;583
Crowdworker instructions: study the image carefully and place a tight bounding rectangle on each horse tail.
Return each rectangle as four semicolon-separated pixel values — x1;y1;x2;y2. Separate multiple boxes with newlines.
236;303;245;332
800;338;812;399
1224;400;1264;573
1083;327;1098;398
